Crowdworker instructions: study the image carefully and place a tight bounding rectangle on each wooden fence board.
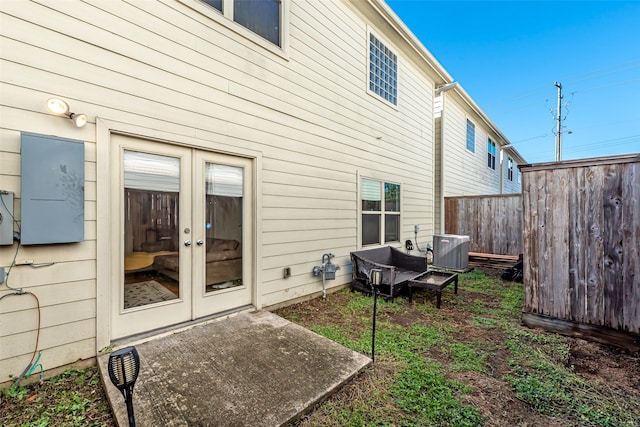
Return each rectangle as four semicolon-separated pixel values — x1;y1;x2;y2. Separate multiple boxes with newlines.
585;165;605;326
622;162;640;333
444;194;522;256
568;167;587;323
522;154;640;339
522;174;537;312
539;171;551;316
603;163;625;330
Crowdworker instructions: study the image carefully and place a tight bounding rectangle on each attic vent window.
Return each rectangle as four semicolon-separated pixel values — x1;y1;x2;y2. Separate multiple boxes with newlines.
368;33;398;106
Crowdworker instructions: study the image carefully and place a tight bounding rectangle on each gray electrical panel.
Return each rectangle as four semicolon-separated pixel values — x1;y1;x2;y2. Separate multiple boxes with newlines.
20;132;85;245
433;234;469;270
0;191;14;245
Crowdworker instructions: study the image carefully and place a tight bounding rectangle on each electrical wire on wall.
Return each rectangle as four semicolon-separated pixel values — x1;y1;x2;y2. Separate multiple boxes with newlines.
0;192;44;384
413;229;434;264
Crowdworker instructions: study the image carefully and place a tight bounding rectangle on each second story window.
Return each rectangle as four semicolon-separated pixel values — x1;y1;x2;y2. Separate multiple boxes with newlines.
507;157;514;181
200;0;282;47
234;0;280;46
466;119;475;152
369;33;398;106
202;0;222;11
487;139;496;170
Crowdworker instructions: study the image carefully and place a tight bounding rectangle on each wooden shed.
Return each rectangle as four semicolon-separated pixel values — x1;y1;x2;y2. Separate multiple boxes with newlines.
521;154;640;348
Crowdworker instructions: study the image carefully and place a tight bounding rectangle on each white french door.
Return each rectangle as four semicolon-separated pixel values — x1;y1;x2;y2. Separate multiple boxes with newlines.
192;150;253;318
110;135;253;339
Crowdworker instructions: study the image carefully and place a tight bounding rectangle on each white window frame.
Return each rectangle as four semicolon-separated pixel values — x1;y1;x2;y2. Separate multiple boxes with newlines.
466;119;475;153
366;28;399;108
182;0;289;58
361;177;401;247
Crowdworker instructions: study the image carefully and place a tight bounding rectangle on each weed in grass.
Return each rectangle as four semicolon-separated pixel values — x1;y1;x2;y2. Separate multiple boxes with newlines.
355;323;450;361
504;326;640;426
311;325;357;350
466;299;500;316
0;367;113;427
471;316;498;329
458;271;501;295
498;283;524;318
2;383;28;400
392;359;483;427
448;342;489;374
342;292;374;314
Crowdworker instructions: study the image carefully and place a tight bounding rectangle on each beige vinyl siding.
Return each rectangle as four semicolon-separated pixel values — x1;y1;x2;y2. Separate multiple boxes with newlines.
502;155;522;194
0;0;437;379
441;99;501;196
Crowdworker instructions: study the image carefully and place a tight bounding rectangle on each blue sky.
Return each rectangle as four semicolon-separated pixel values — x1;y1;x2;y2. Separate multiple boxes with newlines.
385;0;640;163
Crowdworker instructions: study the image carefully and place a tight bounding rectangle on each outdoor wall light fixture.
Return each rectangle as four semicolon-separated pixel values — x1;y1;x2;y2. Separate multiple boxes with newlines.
46;98;88;128
108;346;141;427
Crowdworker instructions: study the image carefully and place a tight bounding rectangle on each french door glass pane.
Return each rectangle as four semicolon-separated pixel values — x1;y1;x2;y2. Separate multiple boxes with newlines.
362;214;381;246
122;150;180;309
205;163;244;293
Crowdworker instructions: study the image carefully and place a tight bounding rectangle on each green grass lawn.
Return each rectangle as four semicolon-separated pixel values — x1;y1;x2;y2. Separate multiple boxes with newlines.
276;269;640;427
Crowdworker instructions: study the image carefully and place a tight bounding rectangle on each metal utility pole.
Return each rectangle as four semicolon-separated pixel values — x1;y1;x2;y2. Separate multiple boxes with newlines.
554;81;563;161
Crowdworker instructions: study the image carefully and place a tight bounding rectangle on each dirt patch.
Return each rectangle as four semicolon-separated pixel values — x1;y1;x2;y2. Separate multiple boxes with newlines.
569;338;640;393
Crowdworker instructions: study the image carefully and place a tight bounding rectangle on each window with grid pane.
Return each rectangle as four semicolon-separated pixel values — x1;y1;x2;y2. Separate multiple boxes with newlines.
369;33;398;105
466;119;475;152
362;178;400;246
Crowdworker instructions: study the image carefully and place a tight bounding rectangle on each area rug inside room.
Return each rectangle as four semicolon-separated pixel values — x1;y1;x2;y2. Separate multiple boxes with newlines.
124;280;178;309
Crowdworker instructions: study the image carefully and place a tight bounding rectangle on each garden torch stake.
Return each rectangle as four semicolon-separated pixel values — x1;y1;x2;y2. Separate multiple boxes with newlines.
369;269;382;362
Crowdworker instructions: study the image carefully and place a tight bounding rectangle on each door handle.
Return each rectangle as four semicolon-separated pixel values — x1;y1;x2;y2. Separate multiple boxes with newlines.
196;239;204;246
184;240;192;247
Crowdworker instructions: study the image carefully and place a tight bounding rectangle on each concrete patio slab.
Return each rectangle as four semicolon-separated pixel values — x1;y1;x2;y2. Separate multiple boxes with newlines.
98;311;371;426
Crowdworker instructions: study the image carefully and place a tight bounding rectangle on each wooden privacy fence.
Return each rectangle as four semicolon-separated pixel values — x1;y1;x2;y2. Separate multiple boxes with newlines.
445;194;523;256
521;154;640;346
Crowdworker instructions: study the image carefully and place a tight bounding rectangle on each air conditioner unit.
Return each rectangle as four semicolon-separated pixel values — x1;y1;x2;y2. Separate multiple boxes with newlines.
433;234;469;270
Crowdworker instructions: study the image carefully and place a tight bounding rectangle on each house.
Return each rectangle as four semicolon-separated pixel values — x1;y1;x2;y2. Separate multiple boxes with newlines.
433;82;526;234
0;0;522;381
